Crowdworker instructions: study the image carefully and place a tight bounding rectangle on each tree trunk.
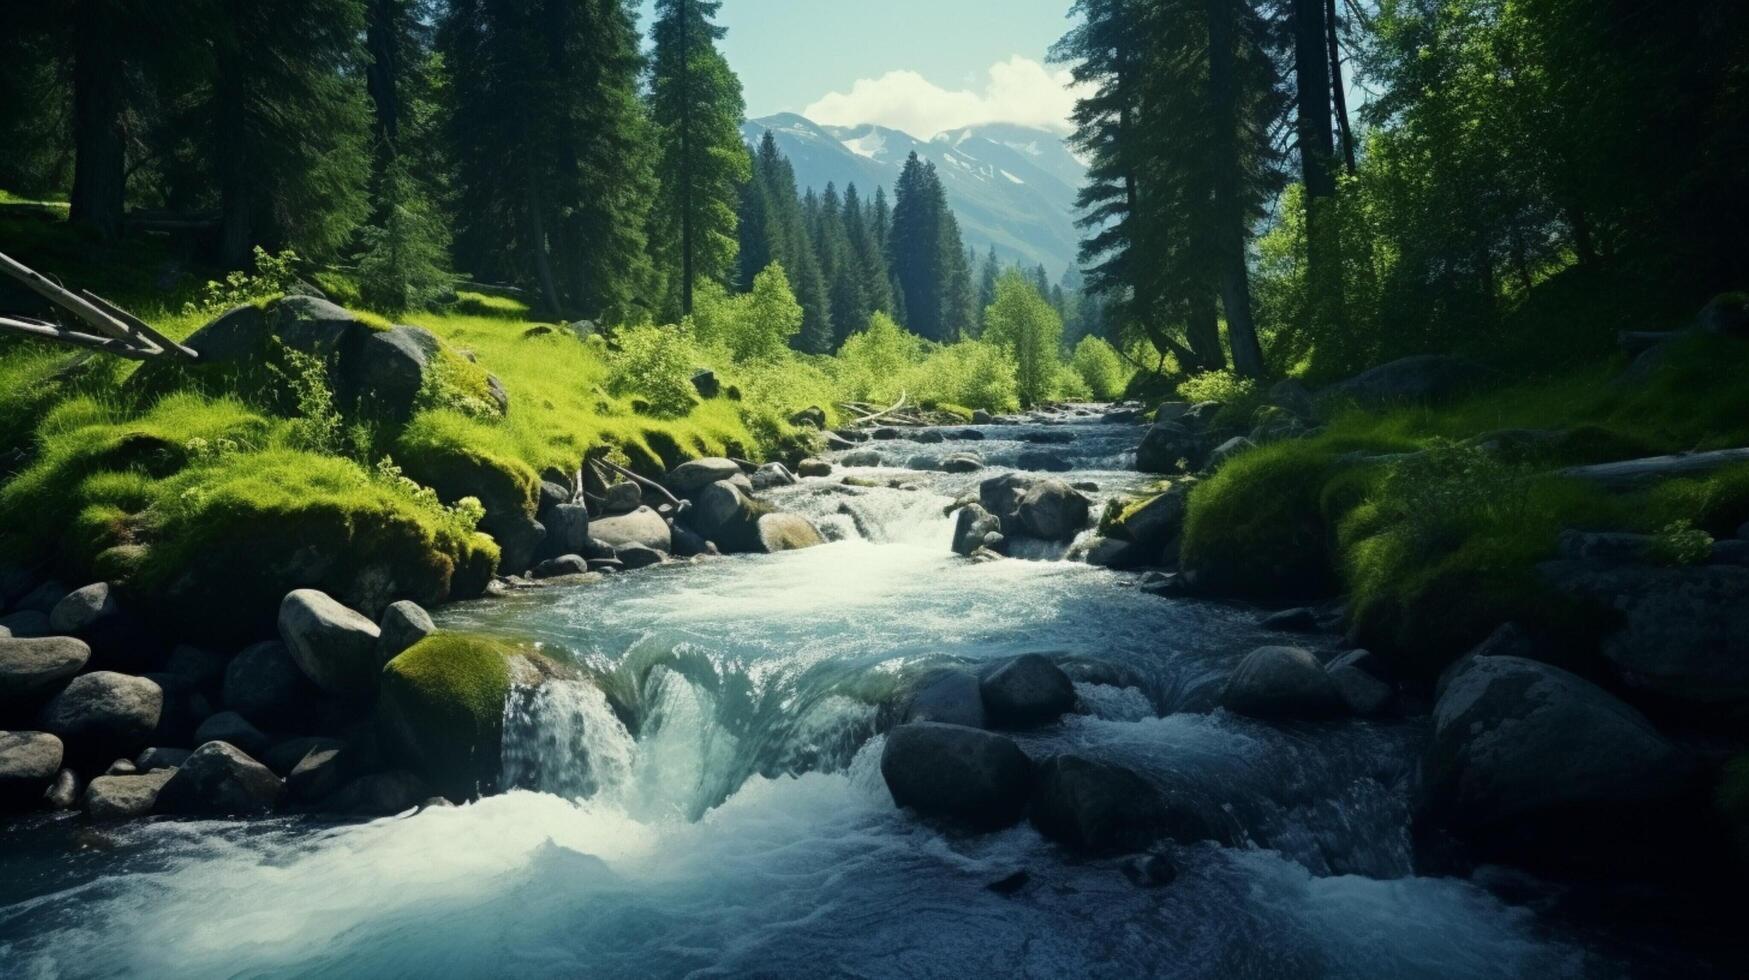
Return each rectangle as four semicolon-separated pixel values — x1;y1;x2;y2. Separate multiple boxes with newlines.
365;0;400;148
69;0;126;239
216;32;252;269
1186;289;1225;371
525;179;562;319
1208;0;1265;378
1295;0;1343;336
678;1;695;315
1326;0;1357;175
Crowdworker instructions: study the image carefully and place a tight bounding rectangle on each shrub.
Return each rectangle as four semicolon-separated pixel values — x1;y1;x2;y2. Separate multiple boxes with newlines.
606;323;699;419
1070;335;1131;400
1180;440;1348;597
982;271;1063;407
181;247;304;318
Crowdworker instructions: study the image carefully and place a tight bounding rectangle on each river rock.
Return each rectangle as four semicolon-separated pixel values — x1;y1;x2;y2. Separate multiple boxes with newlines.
615;544;666;569
1207;436;1256;471
0;610;51;638
670;524;711;558
165;644;226;692
789;406;827;429
1017;449;1074;472
1322;354;1495;408
903;669;986;728
841;449;882;467
690;482;772;553
666;458;745;496
47;582;119;635
286;746;347;804
599;481;644;515
880;722;1035;830
538;480;571;514
978;473;1036;527
952;504;1004;557
1423;655;1689;832
972;410;995;424
941;452;984;473
82;769;174;820
263;735;346;776
1539;560;1749;709
43;768;79;809
980;654;1076;728
157;740;284;816
797;458;832;478
0;732;63;809
539;503;590;559
378;601;437;662
1261;607;1319;632
38;671;163;760
751;462;798;490
0;636;90;708
279;589;383;696
319;770;431;817
532;555;590;578
1327;650;1391;715
1016;481;1091;541
1028;755;1169;854
16;581;68;615
354;325;448;420
488;512;545;574
1107;486;1188;553
1078;536;1146;569
135;746;192;771
1136;421;1204;474
194;711;271;759
223;640;319;729
589;506;672;553
749;513;819;553
871;427;902;440
1220;646;1343;719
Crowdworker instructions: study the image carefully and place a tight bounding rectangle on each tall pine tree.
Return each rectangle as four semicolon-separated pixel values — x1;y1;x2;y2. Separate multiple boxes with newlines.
649;0;748;317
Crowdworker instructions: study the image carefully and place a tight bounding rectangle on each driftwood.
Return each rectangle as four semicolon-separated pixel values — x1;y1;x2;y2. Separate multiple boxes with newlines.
0;250;196;361
840;392;910;427
1561;448;1749;491
599;458;682;509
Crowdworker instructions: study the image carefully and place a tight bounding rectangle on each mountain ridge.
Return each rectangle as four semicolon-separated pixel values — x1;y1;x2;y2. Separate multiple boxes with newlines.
740;113;1085;277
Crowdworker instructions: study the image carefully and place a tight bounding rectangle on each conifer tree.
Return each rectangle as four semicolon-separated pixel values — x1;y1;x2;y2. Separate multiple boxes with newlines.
842;183;893;316
649;0;749;317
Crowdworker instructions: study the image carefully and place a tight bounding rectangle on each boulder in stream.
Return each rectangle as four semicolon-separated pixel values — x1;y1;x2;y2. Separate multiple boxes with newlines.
1220;646;1343;719
279;589;384;697
157;740;284;816
665;458;744;496
952;504;1004;557
1015;481;1091;541
38;671;163;762
755;513;825;553
0;636;90;709
1029;755;1170;854
979;654;1076;728
881;722;1035;830
589;506;672;553
82;769;174;820
0;732;63;809
902;669;986;729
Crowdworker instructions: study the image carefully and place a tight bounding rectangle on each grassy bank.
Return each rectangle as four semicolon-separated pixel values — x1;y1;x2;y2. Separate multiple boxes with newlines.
1177;330;1749;678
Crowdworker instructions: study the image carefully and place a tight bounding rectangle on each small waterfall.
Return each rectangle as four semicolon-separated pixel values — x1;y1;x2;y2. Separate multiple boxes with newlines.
501;679;637;802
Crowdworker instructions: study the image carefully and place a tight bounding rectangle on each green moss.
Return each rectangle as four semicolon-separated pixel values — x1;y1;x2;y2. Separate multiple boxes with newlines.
1180;441;1355;597
379;632;517;800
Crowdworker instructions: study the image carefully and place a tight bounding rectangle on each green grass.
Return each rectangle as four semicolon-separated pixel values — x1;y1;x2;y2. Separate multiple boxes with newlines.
1178;331;1749;677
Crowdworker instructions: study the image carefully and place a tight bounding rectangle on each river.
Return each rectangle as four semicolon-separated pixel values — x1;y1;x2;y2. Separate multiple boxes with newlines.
0;409;1679;977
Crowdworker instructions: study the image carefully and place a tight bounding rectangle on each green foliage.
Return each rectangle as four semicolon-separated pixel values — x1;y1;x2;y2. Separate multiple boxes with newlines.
357;158;455;313
1175;369;1259;408
1070;335;1130;400
1180;440;1348;597
693;263;803;363
606;324;701;419
269;343;345;454
1650;519;1714;566
834;311;923;405
182;248;305;319
982;271;1063;407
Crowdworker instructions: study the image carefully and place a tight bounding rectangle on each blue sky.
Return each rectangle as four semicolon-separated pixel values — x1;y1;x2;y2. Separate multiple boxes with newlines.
637;0;1084;136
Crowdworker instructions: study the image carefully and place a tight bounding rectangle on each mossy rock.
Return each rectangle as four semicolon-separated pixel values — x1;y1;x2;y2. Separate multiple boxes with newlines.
1180;442;1348;598
378;633;516;801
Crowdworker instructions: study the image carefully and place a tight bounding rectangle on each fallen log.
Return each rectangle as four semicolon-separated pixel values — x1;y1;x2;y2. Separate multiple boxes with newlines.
1561;448;1749;490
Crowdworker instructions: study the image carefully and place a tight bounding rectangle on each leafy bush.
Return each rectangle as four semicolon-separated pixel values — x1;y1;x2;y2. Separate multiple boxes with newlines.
1176;368;1258;407
606;323;699;419
982;271;1063;407
182;247;304;318
1650;519;1713;565
834;311;922;404
1070;335;1131;400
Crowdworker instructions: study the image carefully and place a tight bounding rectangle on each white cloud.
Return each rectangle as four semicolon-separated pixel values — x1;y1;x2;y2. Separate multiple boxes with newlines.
802;56;1087;138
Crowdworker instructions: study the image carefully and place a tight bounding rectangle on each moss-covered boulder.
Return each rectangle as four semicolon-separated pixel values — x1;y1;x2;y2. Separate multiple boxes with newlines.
1180;442;1349;597
377;633;516;801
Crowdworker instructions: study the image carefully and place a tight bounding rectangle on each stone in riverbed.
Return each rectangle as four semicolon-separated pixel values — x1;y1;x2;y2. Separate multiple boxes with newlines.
47;582;119;635
0;732;63;809
880;722;1035;830
755;513;825;553
979;654;1076;729
1326;650;1391;716
665;458;745;496
278;589;383;697
318;770;432;817
751;462;798;490
165;644;226;692
840;449;882;467
194;710;271;759
978;473;1037;527
589;506;672;553
1422;654;1689;834
538;503;591;560
135;746;192;772
286;746;348;804
0;636;90;708
43;768;79;810
223;640;319;730
1029;755;1170;854
902;669;986;728
157;740;284;816
1220;646;1343;719
688;482;773;553
615;544;666;569
38;671;163;761
1136;421;1204;474
1015;481;1091;541
0;610;51;638
378;601;437;662
797;458;832;478
600;481;643;514
940;452;984;473
532;554;590;579
1017;449;1074;472
952;504;1004;557
1261;607;1319;632
82;769;174;820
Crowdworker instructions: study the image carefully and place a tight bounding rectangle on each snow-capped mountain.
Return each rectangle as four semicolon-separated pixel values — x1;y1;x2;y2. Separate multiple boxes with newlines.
740;113;1086;277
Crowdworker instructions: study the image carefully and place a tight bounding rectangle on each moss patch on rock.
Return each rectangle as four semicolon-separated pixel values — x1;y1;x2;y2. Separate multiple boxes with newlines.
378;632;516;801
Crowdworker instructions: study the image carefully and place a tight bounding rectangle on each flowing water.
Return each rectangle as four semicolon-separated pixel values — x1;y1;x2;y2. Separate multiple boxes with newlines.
0;409;1698;977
